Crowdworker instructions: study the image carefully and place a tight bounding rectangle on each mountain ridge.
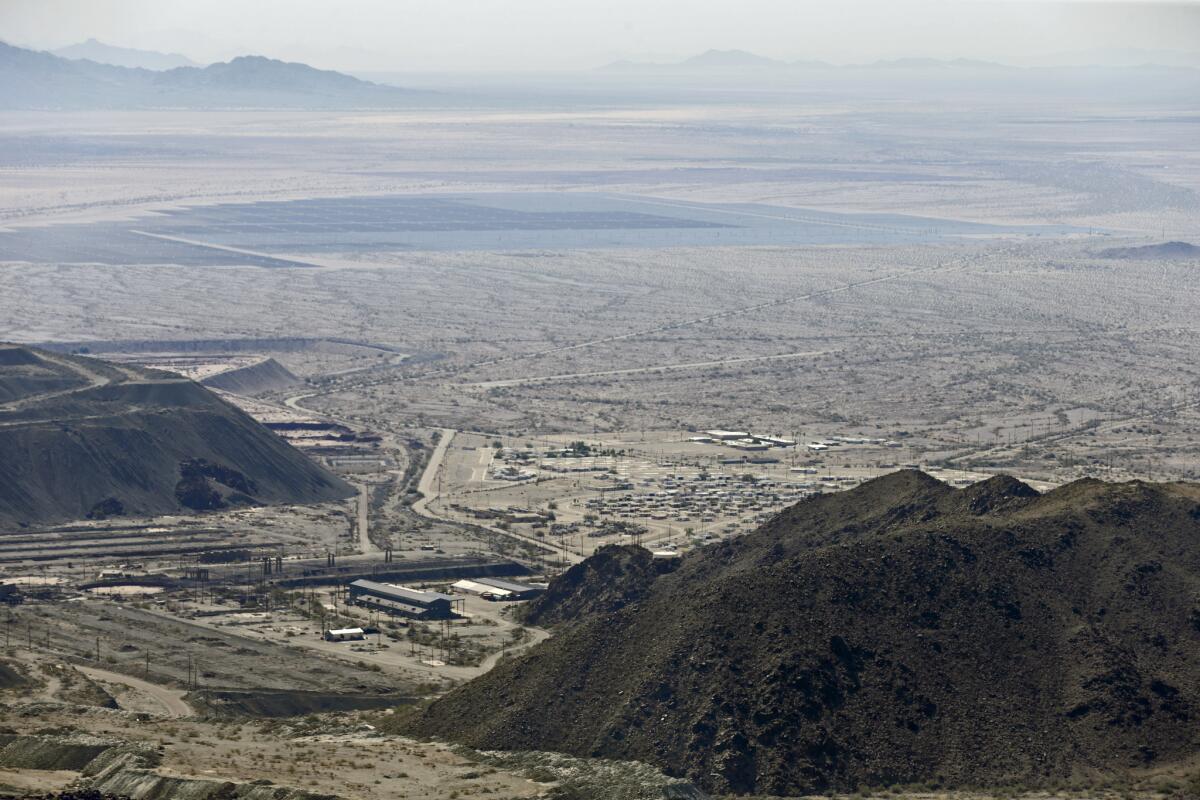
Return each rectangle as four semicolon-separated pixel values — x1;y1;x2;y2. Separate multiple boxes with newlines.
54;38;200;70
0;40;418;109
409;470;1200;795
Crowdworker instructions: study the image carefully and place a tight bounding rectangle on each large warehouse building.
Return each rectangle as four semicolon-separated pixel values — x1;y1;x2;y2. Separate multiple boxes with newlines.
451;576;545;601
347;579;458;619
474;576;544;600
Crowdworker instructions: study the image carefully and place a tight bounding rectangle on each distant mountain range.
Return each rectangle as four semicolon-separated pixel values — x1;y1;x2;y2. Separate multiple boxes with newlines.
54;38;200;70
599;49;1011;72
680;48;792;69
0;41;417;109
599;48;1199;73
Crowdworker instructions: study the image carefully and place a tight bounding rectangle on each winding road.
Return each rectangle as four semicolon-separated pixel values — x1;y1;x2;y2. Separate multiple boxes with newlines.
463;349;831;388
75;665;193;718
410;428;456;518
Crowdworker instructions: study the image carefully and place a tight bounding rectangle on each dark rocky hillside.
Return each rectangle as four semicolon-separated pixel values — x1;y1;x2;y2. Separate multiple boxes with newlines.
411;471;1200;795
521;543;671;627
0;344;352;528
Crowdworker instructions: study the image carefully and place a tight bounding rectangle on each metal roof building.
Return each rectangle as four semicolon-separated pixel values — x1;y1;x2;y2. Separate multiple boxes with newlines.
324;627;365;641
452;579;513;599
474;576;544;600
704;430;750;440
348;579;456;619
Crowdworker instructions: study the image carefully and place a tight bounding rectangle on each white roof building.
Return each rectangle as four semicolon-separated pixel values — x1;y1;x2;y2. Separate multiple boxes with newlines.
324;627;365;641
705;430;750;440
451;579;513;598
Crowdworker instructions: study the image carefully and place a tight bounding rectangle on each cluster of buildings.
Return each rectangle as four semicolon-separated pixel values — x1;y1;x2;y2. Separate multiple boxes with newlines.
491;463;538;481
492;444;614;479
690;429;903;453
453;505;552;526
688;430;796;451
583;471;812;528
346;576;544;619
807;436;901;451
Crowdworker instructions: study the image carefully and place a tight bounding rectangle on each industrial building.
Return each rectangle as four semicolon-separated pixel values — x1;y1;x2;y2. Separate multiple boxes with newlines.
450;576;543;601
697;430;795;449
324;627;365;642
451;578;512;600
347;579;458;619
704;430;750;441
752;435;796;447
474;576;544;600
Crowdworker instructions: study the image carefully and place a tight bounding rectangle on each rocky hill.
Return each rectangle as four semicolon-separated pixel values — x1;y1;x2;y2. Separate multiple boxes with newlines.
520;544;669;627
0;344;352;528
410;471;1200;795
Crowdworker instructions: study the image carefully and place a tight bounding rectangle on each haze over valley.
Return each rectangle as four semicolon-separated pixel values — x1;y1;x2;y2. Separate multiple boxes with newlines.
2;2;1200;799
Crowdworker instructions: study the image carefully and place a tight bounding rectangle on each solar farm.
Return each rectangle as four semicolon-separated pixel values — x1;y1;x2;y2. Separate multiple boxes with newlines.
0;191;1086;268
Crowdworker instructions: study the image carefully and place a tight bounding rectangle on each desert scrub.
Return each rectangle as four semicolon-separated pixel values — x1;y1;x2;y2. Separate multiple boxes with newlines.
454;747;704;800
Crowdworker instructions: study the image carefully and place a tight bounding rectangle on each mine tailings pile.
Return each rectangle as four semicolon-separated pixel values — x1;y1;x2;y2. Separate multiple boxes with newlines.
409;470;1200;796
0;344;352;527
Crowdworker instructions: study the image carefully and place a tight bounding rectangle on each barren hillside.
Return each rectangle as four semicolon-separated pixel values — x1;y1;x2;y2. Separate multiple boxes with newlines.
0;344;352;528
411;471;1200;795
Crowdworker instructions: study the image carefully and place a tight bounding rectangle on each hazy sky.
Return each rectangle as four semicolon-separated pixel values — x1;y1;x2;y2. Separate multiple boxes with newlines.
3;0;1198;71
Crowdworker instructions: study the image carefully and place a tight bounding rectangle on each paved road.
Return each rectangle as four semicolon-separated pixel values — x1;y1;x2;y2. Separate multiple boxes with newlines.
354;483;377;554
409;427;576;564
75;665;193;718
411;428;456;518
944;395;1200;468
129;229;321;268
464;349;830;389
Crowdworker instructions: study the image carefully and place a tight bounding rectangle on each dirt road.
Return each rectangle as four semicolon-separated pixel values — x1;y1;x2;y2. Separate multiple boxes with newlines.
410;428;576;563
463;349;830;389
477;625;551;673
75;665;193;718
0;349;113;412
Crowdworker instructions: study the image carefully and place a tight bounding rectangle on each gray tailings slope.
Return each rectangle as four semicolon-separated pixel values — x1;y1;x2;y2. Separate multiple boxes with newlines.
200;357;301;395
0;344;352;528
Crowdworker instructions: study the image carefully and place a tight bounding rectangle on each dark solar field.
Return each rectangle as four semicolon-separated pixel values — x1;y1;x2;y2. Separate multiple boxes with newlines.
0;192;1087;267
